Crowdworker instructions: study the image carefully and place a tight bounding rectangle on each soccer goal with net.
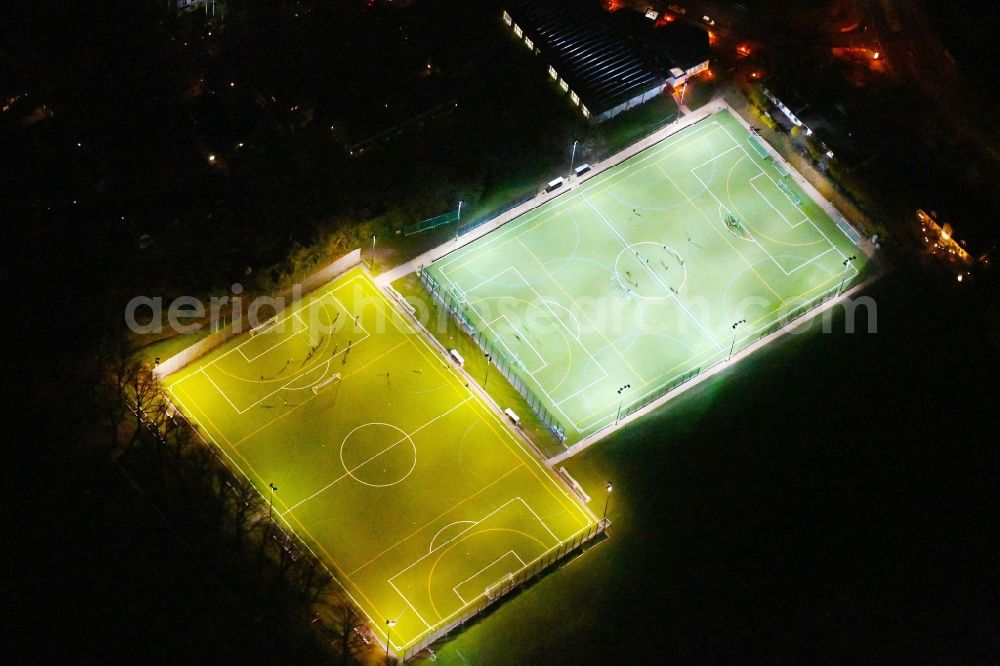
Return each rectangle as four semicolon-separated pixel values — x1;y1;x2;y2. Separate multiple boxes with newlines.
312;373;342;394
249;318;278;336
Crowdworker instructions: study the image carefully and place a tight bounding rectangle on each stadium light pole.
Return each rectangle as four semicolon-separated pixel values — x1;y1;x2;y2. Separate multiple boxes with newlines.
570;139;579;175
385;619;397;659
728;319;747;362
268;482;278;520
370;234;377;271
455;200;464;241
838;255;857;295
484;353;492;389
614;384;631;425
602;481;613;524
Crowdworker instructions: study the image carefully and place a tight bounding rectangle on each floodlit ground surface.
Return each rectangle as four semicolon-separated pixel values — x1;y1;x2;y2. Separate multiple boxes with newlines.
164;269;596;656
427;109;866;441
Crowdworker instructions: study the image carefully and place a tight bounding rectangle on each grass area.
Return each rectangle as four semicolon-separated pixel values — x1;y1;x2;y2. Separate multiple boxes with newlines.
162;268;597;657
135;327;212;365
683;77;720;111
591;94;680;156
426;109;866;442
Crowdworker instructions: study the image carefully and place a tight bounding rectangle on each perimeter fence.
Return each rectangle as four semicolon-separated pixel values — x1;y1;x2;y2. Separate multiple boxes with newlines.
420;269;568;442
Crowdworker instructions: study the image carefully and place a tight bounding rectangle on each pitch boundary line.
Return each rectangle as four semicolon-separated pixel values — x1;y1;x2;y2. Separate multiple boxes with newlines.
714;120;854;268
692;155;838;277
482;313;548;376
388;496;561;585
463;264;609;417
387;578;434;632
168;384;392;639
748;173;810;228
434;123;727;278
166;269;596;654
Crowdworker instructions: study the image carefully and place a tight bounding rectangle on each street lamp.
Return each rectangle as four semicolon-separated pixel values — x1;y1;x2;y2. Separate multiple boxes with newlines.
370;234;377;271
602;481;613;523
268;482;278;520
838;255;857;295
614;384;631;425
570;139;579;175
728;319;747;362
385;619;397;659
484;352;492;389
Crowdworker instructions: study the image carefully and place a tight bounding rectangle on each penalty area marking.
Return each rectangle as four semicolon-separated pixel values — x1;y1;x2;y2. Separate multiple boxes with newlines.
386;496;561;635
452;550;526;605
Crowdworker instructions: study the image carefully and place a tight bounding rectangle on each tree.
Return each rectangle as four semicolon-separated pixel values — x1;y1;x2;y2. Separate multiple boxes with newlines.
230;475;263;548
116;363;162;462
325;598;367;665
90;331;142;451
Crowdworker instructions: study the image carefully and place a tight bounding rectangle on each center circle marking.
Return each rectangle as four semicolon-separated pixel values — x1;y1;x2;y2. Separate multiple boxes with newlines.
614;241;687;300
339;422;416;487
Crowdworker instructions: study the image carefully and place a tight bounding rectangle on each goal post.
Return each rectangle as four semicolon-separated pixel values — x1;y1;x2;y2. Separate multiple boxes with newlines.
311;373;342;394
249;317;278;336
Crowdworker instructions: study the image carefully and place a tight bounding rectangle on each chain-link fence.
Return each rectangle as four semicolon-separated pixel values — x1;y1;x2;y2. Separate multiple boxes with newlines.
401;519;606;661
420;269;567;442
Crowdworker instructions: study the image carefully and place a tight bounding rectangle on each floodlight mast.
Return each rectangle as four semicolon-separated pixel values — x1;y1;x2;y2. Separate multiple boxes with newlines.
268;482;278;520
385;619;396;658
728;319;747;361
570;139;579;175
838;255;857;295
602;481;613;523
455;200;464;241
614;384;631;425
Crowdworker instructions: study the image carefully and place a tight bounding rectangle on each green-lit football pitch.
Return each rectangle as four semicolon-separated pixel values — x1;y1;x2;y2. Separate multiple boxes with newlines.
164;268;597;655
428;109;866;441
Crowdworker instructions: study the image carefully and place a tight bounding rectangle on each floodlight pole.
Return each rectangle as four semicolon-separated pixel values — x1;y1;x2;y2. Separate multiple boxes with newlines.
570;139;579;175
728;319;747;362
455;200;464;241
614;384;631;425
602;481;613;524
370;234;377;271
838;255;857;295
385;619;396;659
268;482;278;520
484;353;492;389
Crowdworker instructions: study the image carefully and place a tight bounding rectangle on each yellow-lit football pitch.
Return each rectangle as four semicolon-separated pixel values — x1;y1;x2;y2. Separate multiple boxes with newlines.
164;268;597;654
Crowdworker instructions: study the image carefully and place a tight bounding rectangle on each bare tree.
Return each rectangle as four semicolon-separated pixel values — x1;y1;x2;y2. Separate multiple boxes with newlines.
90;331;142;451
230;475;263;548
326;599;367;665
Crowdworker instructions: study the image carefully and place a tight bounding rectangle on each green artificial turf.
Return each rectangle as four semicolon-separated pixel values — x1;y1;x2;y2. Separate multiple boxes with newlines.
164;268;597;656
427;109;866;442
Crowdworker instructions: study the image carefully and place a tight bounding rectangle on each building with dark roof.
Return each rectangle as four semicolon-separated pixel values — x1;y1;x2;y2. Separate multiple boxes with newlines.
502;0;666;122
613;11;711;86
760;82;874;169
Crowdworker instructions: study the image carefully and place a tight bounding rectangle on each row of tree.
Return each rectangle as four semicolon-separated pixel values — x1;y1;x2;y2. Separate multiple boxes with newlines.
88;331;384;664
